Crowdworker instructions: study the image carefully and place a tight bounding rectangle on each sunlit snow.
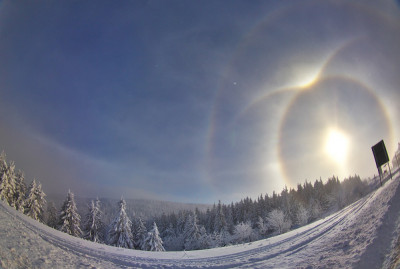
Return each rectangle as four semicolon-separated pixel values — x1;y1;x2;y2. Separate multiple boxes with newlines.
1;175;400;268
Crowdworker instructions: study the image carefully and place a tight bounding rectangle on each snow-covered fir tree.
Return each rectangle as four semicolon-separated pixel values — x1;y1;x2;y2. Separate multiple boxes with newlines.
24;179;46;222
83;198;104;243
219;228;232;247
58;190;82;237
183;213;202;250
214;200;227;233
162;223;180;251
210;231;222;248
0;153;25;211
142;222;165;251
0;161;16;207
46;201;58;229
13;170;26;212
0;153;9;202
176;211;187;235
107;198;134;249
0;151;6;169
198;226;211;250
205;207;214;233
0;151;8;181
133;217;147;250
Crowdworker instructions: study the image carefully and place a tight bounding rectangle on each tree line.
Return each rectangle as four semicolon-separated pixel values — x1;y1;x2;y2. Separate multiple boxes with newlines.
0;150;371;251
152;173;370;250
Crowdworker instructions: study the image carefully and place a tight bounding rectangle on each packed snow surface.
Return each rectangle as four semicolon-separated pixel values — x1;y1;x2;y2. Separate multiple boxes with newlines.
1;177;400;268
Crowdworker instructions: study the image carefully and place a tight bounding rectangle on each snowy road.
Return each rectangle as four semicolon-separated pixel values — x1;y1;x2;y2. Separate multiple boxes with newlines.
1;176;400;268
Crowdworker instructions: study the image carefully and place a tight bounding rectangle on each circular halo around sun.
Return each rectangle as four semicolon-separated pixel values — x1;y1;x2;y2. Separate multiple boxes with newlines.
278;76;392;186
206;1;400;197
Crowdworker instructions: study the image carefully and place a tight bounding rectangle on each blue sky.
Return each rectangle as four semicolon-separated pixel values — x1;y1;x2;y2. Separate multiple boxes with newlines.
0;0;399;203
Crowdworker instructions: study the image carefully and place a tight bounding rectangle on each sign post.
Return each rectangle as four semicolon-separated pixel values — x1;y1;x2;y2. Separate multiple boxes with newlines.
371;140;391;186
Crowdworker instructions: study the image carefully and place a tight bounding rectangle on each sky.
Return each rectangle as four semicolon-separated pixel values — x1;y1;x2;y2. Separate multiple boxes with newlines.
0;0;399;204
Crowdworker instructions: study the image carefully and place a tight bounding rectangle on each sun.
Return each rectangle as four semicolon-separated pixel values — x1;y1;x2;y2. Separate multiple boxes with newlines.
324;128;350;165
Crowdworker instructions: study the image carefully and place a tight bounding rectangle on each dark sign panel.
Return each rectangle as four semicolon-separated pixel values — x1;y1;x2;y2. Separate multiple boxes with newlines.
372;140;389;168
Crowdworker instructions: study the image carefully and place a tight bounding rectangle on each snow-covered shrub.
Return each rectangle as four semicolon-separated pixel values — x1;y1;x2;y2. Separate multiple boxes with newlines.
296;204;309;226
266;209;291;235
233;221;253;244
257;216;268;238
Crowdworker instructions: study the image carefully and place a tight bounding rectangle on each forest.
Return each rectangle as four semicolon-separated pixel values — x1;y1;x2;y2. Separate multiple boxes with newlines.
0;150;373;251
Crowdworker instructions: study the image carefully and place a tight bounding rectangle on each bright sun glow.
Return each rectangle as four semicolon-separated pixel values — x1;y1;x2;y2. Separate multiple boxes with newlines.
290;65;322;89
298;71;320;88
324;128;350;165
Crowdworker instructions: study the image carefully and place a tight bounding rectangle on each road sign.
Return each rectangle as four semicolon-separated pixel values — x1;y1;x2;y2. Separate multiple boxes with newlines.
372;140;389;168
372;140;392;185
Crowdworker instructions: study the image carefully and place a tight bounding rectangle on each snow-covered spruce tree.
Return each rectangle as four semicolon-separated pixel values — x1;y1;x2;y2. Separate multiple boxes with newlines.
46;201;58;229
107;198;134;249
142;222;165;251
214;200;227;233
183;213;202;250
133;217;147;250
210;231;222;248
0;151;7;169
162;223;180;251
0;153;26;211
24;179;37;212
14;170;26;212
205;207;215;234
219;227;232;247
24;179;46;222
198;226;210;250
0;151;8;181
176;211;187;235
58;190;82;237
0;161;17;207
224;204;235;234
266;209;291;235
83;198;104;243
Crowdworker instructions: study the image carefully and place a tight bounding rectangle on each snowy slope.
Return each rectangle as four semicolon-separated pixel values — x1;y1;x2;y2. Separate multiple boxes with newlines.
1;177;400;269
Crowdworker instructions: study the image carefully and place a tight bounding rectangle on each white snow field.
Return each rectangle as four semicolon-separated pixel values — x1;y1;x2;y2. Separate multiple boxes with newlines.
1;176;400;269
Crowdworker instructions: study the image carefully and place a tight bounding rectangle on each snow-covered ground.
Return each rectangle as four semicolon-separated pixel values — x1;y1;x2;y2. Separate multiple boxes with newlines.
1;176;400;269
